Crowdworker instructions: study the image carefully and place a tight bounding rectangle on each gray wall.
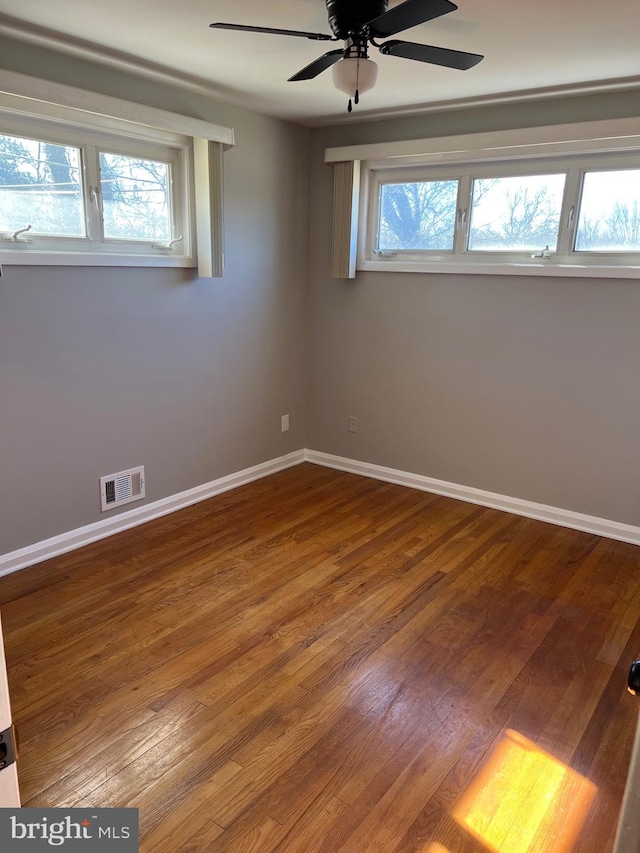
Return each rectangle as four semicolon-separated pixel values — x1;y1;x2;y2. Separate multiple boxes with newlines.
0;39;310;554
308;95;640;526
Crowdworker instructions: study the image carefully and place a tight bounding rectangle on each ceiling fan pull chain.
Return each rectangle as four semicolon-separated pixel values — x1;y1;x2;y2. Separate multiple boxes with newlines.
348;98;353;112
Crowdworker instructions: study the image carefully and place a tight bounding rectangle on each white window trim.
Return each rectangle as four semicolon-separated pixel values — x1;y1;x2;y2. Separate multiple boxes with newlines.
0;70;234;274
0;70;234;147
326;117;640;279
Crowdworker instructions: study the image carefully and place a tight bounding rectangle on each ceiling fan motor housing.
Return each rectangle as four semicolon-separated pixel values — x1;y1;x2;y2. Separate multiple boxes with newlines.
326;0;389;38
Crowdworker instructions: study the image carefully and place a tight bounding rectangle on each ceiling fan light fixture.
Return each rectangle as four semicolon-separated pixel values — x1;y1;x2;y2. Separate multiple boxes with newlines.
331;57;378;97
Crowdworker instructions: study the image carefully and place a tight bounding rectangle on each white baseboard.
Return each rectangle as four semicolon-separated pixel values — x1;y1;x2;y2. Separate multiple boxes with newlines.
0;450;306;578
2;447;637;578
305;450;640;546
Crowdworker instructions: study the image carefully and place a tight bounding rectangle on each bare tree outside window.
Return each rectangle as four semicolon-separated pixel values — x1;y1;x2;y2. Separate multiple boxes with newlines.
0;135;173;243
0;134;84;236
99;153;172;242
468;175;565;251
575;170;640;251
379;180;458;251
376;177;549;254
0;134;37;186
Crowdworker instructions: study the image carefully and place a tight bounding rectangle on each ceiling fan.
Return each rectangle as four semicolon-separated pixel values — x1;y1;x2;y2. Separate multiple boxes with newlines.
210;0;484;112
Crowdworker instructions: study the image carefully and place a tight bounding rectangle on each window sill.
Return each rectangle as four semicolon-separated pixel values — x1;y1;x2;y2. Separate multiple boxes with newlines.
0;251;196;268
357;259;640;279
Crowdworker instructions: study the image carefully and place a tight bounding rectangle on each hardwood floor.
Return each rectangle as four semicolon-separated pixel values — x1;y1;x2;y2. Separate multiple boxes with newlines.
1;462;639;851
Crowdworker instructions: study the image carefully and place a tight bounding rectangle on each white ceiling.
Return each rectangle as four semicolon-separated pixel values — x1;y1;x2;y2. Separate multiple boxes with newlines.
1;0;639;124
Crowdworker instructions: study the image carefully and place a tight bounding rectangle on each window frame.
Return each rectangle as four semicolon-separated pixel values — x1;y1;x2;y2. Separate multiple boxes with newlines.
0;130;88;241
0;111;193;265
94;142;182;250
375;172;462;255
0;68;235;276
362;151;640;273
572;165;640;255
329;116;640;280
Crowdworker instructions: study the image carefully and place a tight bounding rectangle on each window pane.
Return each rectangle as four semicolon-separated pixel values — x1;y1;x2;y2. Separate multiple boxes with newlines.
0;133;85;237
468;174;566;252
379;180;458;251
99;152;171;242
575;170;640;252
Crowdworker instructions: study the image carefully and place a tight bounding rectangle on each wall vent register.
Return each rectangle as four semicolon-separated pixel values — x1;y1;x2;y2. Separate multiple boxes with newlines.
100;466;145;512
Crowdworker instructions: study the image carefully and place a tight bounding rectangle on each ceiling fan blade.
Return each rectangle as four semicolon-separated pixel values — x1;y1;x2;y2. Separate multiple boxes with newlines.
379;39;483;70
368;0;457;38
210;22;333;41
288;49;344;81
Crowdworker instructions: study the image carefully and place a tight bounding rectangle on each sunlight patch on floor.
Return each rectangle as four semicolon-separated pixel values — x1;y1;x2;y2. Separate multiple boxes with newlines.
452;729;597;852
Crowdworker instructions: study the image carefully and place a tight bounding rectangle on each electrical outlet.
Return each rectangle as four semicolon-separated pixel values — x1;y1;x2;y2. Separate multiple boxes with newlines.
348;416;358;433
281;414;290;432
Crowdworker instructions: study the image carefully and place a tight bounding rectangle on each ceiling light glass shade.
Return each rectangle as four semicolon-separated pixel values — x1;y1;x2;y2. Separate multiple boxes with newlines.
331;58;378;96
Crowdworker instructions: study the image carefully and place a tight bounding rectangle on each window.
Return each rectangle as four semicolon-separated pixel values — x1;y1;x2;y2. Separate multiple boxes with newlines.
378;179;459;251
0;118;188;262
0;134;85;237
467;174;566;253
0;72;234;274
356;139;640;276
98;152;173;243
575;169;640;252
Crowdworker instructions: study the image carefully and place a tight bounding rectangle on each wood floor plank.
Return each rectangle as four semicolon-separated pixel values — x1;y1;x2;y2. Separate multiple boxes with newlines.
1;463;637;852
